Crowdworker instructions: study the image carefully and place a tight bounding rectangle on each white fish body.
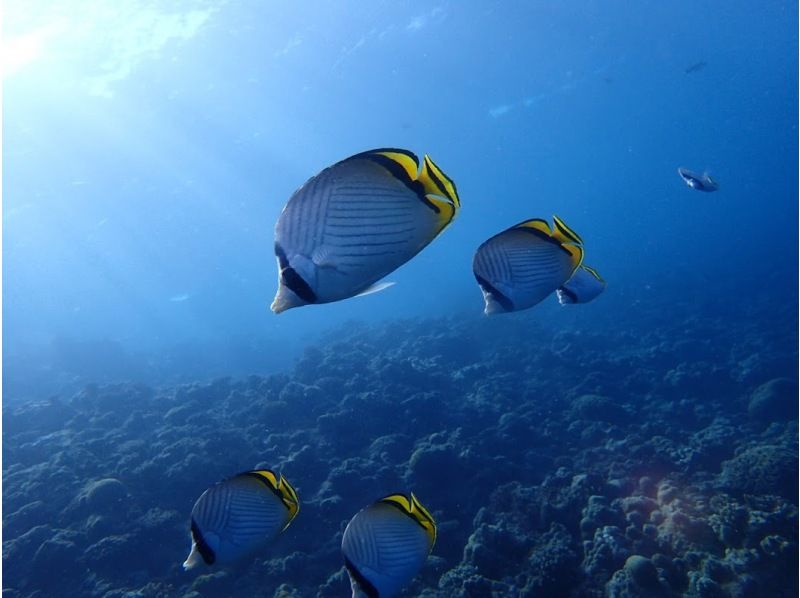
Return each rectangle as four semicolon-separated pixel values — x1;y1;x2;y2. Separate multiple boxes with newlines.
473;216;583;315
183;470;299;569
342;493;436;598
272;149;460;313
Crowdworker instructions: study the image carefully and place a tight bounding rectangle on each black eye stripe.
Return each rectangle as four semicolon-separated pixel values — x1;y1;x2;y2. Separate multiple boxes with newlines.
344;557;380;598
191;518;216;565
281;268;316;303
474;274;513;312
275;243;317;303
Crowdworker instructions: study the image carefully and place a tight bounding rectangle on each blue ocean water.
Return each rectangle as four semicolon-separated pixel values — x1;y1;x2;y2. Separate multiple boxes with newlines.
5;0;796;397
3;2;798;597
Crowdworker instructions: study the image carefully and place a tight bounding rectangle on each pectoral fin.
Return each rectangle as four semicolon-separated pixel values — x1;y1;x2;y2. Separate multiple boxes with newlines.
355;281;396;297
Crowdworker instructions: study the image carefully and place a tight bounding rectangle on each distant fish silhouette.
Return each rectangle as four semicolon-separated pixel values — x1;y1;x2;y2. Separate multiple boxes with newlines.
678;167;719;192
684;61;707;75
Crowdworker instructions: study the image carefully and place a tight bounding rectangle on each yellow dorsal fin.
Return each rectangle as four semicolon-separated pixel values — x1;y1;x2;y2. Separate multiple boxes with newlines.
370;149;420;182
419;155;460;209
427;196;458;233
515;218;553;237
352;149;459;232
381;493;436;543
248;470;300;527
381;493;413;512
251;469;279;488
410;492;437;545
277;475;300;526
552;215;583;246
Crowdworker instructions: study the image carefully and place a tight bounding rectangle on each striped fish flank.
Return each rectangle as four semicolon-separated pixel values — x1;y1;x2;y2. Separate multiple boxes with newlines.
473;217;583;315
271;148;460;313
183;470;299;570
342;493;436;598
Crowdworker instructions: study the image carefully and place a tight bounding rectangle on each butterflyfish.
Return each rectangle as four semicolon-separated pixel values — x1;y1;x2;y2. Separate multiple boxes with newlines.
557;264;606;305
272;148;460;313
472;215;584;314
341;492;436;598
183;469;299;569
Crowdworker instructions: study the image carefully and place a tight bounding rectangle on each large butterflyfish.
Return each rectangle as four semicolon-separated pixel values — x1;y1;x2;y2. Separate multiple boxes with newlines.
272;148;460;313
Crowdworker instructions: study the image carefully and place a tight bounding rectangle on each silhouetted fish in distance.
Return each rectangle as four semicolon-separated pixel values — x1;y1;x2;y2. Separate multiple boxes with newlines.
684;61;707;75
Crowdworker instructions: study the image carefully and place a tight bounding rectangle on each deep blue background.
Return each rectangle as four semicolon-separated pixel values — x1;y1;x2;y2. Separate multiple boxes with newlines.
4;1;797;400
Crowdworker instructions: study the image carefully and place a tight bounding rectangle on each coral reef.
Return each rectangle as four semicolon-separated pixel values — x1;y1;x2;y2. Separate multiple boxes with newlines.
3;299;797;596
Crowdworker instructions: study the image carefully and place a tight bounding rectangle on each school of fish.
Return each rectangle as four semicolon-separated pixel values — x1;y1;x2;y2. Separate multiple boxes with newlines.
184;470;436;598
180;148;715;596
271;147;611;316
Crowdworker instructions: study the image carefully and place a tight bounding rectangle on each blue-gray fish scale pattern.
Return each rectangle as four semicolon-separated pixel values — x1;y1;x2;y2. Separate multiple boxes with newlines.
192;476;287;559
474;228;575;309
276;158;440;298
342;502;431;597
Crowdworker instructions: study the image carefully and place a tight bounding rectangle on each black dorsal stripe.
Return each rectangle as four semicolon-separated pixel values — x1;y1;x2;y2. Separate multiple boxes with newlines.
241;471;286;503
515;226;560;246
515;228;577;258
275;243;317;303
382;498;429;532
474;274;514;312
348;147;418;166
191;518;216;565
361;154;440;214
344;557;380;598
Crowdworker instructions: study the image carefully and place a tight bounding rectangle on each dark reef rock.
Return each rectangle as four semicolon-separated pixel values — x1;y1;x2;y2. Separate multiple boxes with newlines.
748;378;799;423
718;444;798;501
583;525;630;577
73;478;128;515
30;533;83;590
524;522;580;595
2;298;797;596
569;394;630;422
624;554;660;587
605;554;671;597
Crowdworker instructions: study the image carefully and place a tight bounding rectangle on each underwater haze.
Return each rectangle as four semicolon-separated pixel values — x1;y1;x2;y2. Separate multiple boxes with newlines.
3;1;798;597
